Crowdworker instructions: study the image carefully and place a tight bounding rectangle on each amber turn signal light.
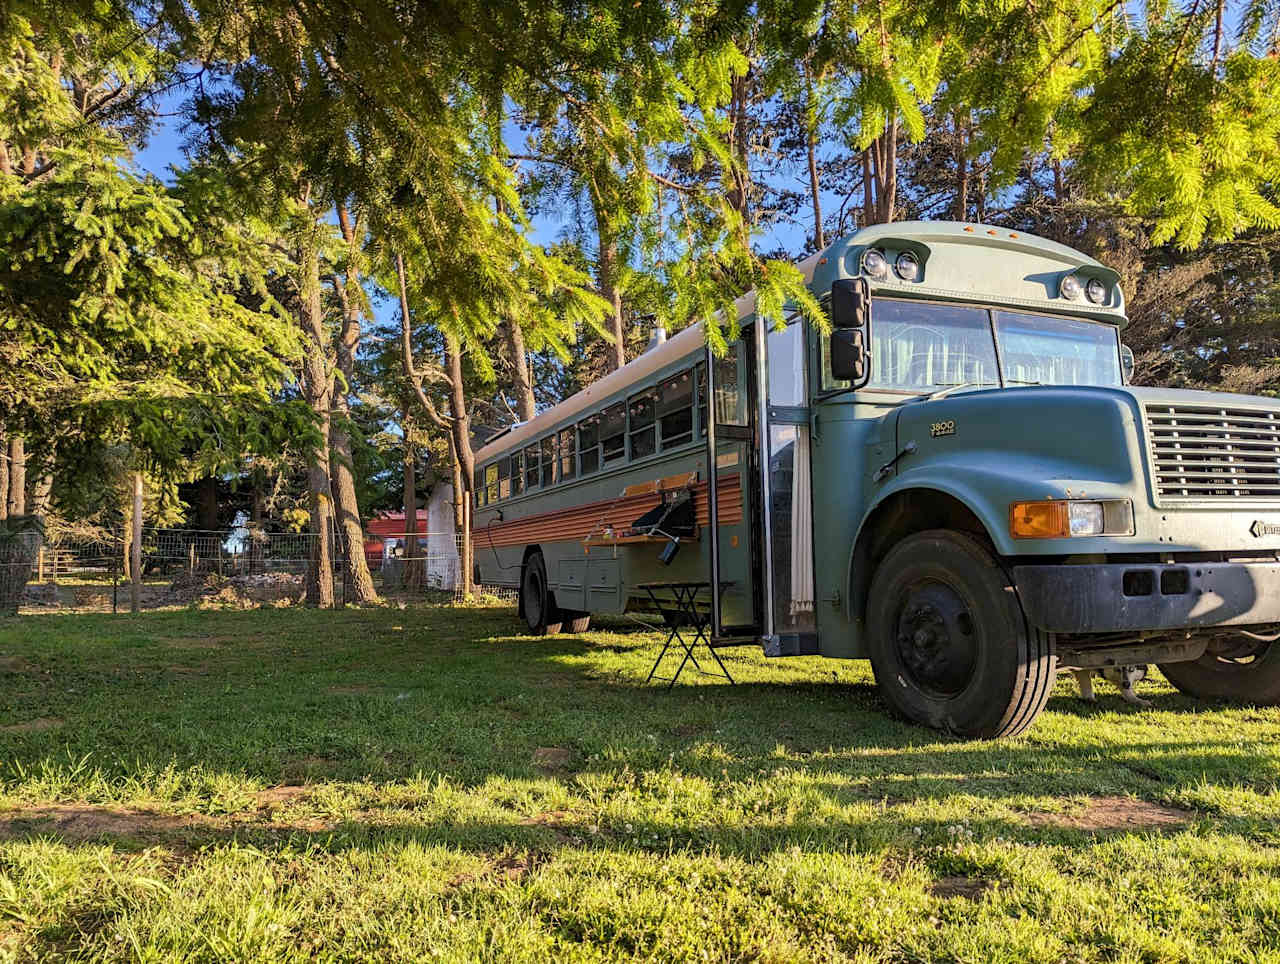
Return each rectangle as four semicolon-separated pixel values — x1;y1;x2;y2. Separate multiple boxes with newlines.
1010;501;1070;539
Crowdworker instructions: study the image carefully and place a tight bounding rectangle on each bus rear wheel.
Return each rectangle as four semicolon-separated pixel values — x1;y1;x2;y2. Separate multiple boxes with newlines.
866;530;1056;739
1159;636;1280;705
520;552;562;635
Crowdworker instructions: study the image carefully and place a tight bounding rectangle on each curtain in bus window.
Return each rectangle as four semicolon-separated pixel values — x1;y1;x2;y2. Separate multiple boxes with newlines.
992;311;1122;386
790;426;813;616
869;301;997;392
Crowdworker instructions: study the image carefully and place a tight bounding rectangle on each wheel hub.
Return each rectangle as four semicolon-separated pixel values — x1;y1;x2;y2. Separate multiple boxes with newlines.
895;581;978;698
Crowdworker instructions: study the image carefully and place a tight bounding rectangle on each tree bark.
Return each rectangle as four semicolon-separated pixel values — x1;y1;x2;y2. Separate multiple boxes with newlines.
804;72;825;250
953;113;969;221
505;320;536;421
445;334;475;596
0;426;7;522
596;222;626;372
299;218;334;608
196;475;218;531
402;419;419;588
7;436;25;517
329;204;378;604
130;470;142;614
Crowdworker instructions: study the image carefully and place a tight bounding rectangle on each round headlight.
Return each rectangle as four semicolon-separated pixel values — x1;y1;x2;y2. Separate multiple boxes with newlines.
894;251;920;282
1060;274;1083;300
861;248;889;280
1086;278;1107;305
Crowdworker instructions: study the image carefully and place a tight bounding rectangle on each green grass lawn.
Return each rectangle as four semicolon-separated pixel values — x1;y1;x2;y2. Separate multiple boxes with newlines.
2;604;1279;961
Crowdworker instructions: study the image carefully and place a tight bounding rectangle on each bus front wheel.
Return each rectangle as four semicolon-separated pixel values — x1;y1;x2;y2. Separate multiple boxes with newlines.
1159;637;1280;705
520;552;562;635
866;530;1056;739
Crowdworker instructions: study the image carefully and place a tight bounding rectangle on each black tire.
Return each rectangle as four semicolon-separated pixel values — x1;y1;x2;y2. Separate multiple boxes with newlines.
520;552;562;635
1159;637;1280;705
564;612;591;633
866;529;1056;739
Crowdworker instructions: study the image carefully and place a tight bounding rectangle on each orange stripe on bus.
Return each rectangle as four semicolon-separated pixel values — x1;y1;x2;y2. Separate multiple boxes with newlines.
471;474;743;549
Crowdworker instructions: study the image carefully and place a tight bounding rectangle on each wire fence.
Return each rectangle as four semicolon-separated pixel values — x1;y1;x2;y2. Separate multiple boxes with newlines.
9;526;517;613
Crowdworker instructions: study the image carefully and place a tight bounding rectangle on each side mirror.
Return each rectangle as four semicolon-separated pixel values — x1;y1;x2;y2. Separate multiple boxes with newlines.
1120;343;1135;384
830;328;868;384
831;278;870;329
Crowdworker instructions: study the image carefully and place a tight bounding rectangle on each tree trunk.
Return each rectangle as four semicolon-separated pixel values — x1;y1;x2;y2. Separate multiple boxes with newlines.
445;334;475;596
953;113;969;221
299;220;334;609
196;475;218;531
30;471;51;518
448;430;464;590
249;470;265;574
596;222;626;372
130;470;142;614
804;72;825;250
505;320;536;421
876;120;898;224
862;148;875;227
0;426;8;523
402;408;419;589
7;436;24;517
329;206;378;604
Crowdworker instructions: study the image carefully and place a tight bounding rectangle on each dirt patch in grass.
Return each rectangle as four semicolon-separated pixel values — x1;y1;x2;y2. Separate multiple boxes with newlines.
532;747;572;771
166;663;210;676
0;655;34;673
930;876;994;900
1;717;63;734
256;785;311;809
0;805;218;845
1026;796;1192;832
329;684;374;695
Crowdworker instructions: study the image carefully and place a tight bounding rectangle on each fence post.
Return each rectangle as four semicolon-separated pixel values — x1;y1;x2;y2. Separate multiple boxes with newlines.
188;543;195;577
36;546;43;583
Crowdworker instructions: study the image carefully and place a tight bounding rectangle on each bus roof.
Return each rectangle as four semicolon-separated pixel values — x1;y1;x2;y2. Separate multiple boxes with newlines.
473;248;824;465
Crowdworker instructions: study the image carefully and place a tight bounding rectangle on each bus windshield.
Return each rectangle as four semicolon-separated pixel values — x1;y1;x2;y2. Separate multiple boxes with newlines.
993;310;1122;387
851;299;1124;394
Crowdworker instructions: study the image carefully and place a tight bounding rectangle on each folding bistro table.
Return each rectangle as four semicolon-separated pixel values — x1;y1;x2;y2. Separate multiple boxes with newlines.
637;580;737;688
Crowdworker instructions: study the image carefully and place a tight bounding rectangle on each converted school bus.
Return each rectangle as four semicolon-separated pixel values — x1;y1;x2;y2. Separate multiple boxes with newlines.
472;221;1280;738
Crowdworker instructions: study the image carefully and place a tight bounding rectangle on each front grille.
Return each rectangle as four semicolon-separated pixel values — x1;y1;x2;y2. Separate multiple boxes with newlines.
1145;402;1280;500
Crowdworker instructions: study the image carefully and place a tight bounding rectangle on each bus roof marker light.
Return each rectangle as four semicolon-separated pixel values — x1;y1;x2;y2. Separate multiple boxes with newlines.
1086;277;1107;305
894;250;920;282
1059;273;1084;300
861;248;890;280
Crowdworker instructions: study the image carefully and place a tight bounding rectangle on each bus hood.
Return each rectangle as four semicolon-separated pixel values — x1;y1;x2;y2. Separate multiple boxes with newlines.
883;384;1280;556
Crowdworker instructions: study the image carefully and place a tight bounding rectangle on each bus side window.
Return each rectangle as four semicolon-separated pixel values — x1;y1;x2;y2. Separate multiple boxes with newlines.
540;436;556;487
714;344;747;425
696;362;707;437
497;457;512;500
629;389;657;459
524;443;540;490
658;369;694;448
579;416;600;474
484;463;499;504
511;452;524;496
600;402;626;465
559;427;577;480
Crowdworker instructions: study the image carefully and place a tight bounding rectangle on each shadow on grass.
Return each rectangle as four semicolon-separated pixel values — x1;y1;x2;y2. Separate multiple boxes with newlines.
3;605;1280;824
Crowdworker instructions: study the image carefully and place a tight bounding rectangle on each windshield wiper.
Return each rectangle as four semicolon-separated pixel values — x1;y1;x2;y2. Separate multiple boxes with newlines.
926;380;999;400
